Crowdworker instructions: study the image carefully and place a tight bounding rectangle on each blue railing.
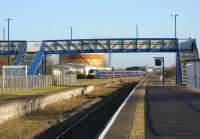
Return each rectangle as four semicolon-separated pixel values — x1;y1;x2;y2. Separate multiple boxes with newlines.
27;46;45;75
12;43;27;65
43;38;178;54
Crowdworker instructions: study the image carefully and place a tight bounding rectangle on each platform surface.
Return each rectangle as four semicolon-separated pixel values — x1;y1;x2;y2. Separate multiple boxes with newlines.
103;86;200;139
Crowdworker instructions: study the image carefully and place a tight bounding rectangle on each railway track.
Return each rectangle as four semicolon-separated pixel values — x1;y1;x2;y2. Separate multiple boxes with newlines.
36;81;139;139
56;83;137;139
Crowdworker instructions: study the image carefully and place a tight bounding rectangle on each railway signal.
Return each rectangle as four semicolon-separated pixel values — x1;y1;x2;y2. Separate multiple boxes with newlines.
155;59;162;66
154;57;165;85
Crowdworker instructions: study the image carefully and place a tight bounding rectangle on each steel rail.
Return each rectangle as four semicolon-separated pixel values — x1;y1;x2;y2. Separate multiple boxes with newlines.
55;81;140;139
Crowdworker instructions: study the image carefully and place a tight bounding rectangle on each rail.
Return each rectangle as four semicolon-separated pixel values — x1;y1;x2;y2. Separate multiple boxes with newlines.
55;80;143;139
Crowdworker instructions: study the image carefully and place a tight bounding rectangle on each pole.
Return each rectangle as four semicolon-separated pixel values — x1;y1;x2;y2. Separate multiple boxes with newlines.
109;52;111;67
3;27;5;40
136;25;138;38
175;15;177;38
108;40;111;67
4;18;13;65
162;57;164;85
172;14;182;85
70;27;72;40
44;54;47;75
171;14;178;38
7;19;10;65
154;57;165;85
194;60;197;88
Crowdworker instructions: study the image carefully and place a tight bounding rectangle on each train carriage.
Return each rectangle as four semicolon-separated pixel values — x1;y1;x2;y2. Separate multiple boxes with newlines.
88;69;145;79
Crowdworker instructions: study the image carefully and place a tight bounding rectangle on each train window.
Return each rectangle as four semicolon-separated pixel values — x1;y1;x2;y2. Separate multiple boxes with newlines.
89;70;95;73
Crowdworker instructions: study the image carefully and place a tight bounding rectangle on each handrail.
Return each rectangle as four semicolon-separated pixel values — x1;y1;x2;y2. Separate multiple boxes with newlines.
27;45;45;75
12;43;27;65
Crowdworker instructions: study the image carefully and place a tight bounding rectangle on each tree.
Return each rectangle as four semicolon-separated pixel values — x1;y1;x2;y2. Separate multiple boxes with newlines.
165;65;176;79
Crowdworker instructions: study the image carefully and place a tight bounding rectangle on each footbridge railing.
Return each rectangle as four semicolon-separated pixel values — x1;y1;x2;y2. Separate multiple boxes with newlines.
43;38;177;54
27;45;45;75
12;43;27;65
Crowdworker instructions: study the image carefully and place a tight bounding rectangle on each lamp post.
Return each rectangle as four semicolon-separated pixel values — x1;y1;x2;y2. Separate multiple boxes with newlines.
171;14;182;85
0;20;5;40
136;24;139;38
4;18;13;65
70;27;72;40
171;14;178;38
3;27;5;40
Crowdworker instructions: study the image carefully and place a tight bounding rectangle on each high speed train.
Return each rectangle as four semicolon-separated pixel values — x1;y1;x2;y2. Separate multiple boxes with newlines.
88;69;145;78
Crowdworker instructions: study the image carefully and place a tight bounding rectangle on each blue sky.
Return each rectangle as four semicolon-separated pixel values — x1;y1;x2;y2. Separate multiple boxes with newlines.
0;0;199;67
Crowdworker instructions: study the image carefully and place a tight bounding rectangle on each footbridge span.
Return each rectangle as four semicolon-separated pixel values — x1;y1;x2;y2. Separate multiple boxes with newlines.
0;38;198;85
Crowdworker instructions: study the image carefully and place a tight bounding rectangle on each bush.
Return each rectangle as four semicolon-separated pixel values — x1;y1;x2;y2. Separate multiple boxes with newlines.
165;66;176;78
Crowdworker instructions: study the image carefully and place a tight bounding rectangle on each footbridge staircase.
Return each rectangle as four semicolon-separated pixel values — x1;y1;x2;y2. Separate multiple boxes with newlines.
179;39;199;85
12;42;45;75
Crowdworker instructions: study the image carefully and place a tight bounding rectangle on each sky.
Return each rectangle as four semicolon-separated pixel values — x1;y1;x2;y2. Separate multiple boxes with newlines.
0;0;199;67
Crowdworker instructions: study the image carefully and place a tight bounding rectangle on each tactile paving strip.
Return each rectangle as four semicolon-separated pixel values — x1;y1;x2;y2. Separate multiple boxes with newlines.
129;90;145;139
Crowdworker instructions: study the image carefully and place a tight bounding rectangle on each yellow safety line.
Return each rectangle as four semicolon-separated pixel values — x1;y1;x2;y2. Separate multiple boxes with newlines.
129;90;145;139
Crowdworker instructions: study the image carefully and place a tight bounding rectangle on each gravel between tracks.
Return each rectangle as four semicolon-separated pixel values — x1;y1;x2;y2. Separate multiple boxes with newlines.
36;81;138;139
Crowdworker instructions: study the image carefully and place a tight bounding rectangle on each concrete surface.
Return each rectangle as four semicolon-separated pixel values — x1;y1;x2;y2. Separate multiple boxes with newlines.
103;85;200;139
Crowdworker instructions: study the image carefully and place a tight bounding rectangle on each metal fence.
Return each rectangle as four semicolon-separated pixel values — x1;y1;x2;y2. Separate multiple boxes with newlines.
0;74;77;91
144;74;176;87
187;77;200;89
53;74;77;86
144;80;176;87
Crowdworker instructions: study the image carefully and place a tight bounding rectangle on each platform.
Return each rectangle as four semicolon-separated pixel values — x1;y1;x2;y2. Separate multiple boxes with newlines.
102;85;200;139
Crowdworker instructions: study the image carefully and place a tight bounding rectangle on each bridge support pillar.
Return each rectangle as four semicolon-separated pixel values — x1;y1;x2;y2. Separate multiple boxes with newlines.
176;40;182;86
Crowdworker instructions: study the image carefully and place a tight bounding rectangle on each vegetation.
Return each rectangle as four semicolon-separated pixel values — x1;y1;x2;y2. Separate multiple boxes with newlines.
0;78;129;100
0;86;72;100
0;96;89;139
70;77;140;87
70;78;117;87
165;66;176;79
0;78;137;139
152;66;176;80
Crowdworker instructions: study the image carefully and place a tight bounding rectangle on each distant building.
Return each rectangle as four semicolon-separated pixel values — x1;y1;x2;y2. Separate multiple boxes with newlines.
59;53;106;67
126;66;146;71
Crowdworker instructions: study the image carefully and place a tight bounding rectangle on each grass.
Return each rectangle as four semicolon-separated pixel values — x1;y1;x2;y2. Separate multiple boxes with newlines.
0;78;127;100
70;77;141;87
86;87;118;98
0;96;90;139
0;86;72;100
0;78;138;139
69;78;118;87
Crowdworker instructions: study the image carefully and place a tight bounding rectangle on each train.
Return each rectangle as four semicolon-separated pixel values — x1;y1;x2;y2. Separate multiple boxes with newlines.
52;63;111;78
88;69;145;78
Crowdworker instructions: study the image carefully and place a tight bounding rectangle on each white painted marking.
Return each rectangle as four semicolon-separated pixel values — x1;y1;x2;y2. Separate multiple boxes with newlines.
98;79;145;139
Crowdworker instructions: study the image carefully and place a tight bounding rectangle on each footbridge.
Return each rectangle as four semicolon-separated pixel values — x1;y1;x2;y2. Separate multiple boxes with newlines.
0;38;198;85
